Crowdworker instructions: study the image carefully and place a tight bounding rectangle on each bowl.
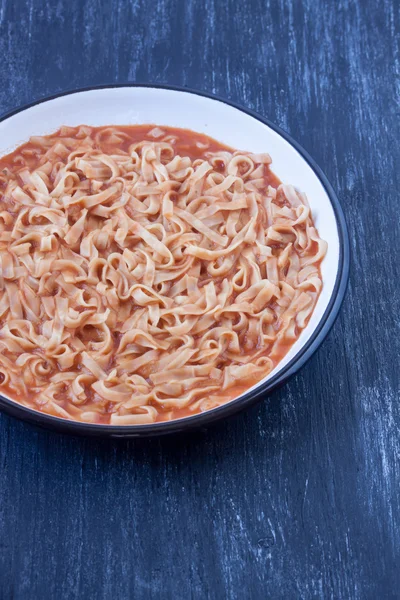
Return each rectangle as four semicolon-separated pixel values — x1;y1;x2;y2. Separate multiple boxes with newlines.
0;84;350;437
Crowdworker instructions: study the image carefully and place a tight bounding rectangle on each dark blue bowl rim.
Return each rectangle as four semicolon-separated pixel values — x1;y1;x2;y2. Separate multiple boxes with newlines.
0;83;350;437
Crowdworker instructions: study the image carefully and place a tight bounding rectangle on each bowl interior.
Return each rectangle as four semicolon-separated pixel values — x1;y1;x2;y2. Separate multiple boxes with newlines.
0;86;340;405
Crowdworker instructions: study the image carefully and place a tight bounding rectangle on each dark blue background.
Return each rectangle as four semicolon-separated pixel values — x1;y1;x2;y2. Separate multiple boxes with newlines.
0;1;399;598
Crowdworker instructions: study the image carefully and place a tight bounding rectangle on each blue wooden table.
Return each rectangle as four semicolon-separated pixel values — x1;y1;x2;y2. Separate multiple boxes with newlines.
0;1;399;598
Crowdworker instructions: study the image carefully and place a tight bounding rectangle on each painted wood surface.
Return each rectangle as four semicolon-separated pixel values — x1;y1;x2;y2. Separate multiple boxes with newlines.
0;0;399;598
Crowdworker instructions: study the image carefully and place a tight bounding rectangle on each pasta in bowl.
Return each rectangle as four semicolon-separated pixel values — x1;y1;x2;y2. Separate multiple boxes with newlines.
0;86;349;435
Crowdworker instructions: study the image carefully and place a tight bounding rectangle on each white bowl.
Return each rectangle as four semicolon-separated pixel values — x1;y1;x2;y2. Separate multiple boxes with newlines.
0;85;349;437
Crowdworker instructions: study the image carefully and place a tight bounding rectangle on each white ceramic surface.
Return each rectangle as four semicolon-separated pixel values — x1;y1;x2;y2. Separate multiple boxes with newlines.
0;86;340;402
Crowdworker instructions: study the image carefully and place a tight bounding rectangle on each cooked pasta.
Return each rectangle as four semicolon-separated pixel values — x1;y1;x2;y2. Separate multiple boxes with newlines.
0;125;326;424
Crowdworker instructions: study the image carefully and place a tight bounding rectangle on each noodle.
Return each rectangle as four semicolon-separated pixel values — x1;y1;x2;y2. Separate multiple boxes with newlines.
0;124;326;424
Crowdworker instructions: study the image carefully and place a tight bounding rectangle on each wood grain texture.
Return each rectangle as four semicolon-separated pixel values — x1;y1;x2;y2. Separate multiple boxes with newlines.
0;0;399;598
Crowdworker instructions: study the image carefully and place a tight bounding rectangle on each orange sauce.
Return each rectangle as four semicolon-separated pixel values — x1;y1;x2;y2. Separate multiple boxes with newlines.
0;125;319;424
